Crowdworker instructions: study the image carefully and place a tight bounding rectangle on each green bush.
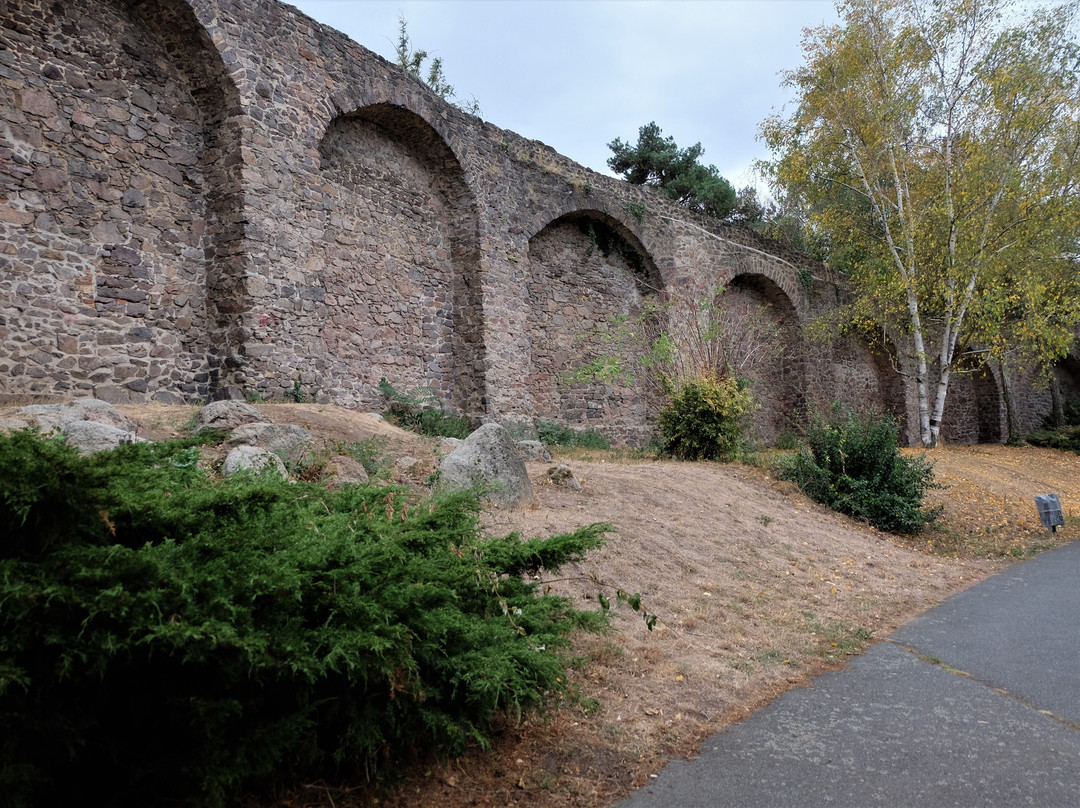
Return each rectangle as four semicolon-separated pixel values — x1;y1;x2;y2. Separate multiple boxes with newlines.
1027;424;1080;454
777;405;941;534
0;430;608;807
657;373;754;461
1029;396;1080;453
536;421;611;450
378;377;471;439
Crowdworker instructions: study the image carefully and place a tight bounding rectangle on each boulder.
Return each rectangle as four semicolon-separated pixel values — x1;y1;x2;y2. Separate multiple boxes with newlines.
19;399;136;433
438;423;536;508
196;400;269;432
323;455;370;489
61;421;145;456
225;422;311;465
516;440;553;462
546;463;582;491
222;445;288;479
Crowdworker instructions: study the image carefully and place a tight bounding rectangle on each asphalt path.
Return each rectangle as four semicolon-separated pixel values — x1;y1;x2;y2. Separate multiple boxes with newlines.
618;539;1080;807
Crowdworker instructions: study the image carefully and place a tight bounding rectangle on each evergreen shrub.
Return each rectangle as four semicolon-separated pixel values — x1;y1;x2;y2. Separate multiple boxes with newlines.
1028;396;1080;453
1026;424;1080;454
657;373;754;461
0;430;608;807
777;405;941;534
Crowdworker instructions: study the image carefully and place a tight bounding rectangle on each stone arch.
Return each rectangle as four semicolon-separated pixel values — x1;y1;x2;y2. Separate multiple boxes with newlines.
940;364;1003;444
0;0;240;403
314;103;484;416
720;272;804;443
814;331;908;435
526;210;664;444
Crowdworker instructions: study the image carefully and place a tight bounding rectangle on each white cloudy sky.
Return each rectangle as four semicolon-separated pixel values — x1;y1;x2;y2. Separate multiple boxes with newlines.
289;0;840;192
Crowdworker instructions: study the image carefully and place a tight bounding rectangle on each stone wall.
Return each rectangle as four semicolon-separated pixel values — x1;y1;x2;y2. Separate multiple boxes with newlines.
0;0;1070;445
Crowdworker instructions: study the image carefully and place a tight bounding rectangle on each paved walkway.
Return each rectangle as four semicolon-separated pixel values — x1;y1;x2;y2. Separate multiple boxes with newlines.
618;538;1080;807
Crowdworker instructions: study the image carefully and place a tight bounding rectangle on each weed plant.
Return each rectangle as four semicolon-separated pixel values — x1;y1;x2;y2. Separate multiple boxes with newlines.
0;429;608;807
777;404;941;534
536;420;611;450
378;378;471;439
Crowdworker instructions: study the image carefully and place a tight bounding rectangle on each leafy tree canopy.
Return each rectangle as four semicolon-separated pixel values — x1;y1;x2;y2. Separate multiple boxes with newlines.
760;0;1080;446
607;122;736;219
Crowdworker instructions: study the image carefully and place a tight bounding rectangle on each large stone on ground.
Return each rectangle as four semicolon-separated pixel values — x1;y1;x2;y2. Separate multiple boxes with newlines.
19;399;136;433
225;422;311;465
61;421;145;455
323;455;370;489
196;400;269;431
438;423;536;508
222;446;288;479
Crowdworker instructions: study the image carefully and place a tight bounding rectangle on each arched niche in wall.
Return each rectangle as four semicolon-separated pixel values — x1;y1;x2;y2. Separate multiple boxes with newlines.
525;211;663;445
721;272;804;444
1054;354;1080;400
821;331;908;436
940;363;1003;444
0;0;239;403
315;103;484;416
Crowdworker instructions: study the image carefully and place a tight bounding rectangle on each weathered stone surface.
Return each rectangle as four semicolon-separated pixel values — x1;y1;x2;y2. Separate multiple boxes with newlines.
222;445;288;478
546;463;582;491
323;455;370;489
61;421;145;455
516;440;553;462
19;399;136;433
439;423;536;508
196;401;270;432
225;422;311;465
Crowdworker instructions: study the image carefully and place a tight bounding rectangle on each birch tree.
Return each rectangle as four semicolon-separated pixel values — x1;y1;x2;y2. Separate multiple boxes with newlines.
761;0;1080;446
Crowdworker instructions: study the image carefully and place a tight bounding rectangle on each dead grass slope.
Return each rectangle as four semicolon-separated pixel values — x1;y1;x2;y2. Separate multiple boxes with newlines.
10;402;1077;807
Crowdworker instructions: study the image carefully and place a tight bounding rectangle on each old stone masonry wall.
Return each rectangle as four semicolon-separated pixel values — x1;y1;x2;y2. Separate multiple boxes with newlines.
1;0;1070;444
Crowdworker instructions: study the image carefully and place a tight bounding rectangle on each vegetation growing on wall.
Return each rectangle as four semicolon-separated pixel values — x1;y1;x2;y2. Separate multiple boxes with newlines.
394;14;481;115
607;122;736;219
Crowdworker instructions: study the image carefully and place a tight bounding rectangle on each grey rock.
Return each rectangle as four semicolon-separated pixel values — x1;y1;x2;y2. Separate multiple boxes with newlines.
546;463;582;491
62;420;145;455
197;400;269;431
323;455;370;489
222;445;288;478
226;422;311;465
438;423;536;508
516;440;553;462
19;398;136;432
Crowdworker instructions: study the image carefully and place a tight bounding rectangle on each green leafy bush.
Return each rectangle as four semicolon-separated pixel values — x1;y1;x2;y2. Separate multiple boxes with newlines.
378;377;471;439
536;421;611;450
1029;396;1080;453
0;430;608;807
657;373;754;461
777;405;941;534
1027;424;1080;454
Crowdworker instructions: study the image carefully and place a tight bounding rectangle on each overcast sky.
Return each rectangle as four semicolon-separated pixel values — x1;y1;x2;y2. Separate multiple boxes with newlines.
289;0;840;193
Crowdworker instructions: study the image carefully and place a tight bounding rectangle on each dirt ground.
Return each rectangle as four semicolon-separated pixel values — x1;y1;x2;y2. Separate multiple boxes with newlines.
20;401;1079;808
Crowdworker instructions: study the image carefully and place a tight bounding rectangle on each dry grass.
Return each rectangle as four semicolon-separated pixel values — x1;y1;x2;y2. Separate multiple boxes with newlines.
6;401;1075;807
